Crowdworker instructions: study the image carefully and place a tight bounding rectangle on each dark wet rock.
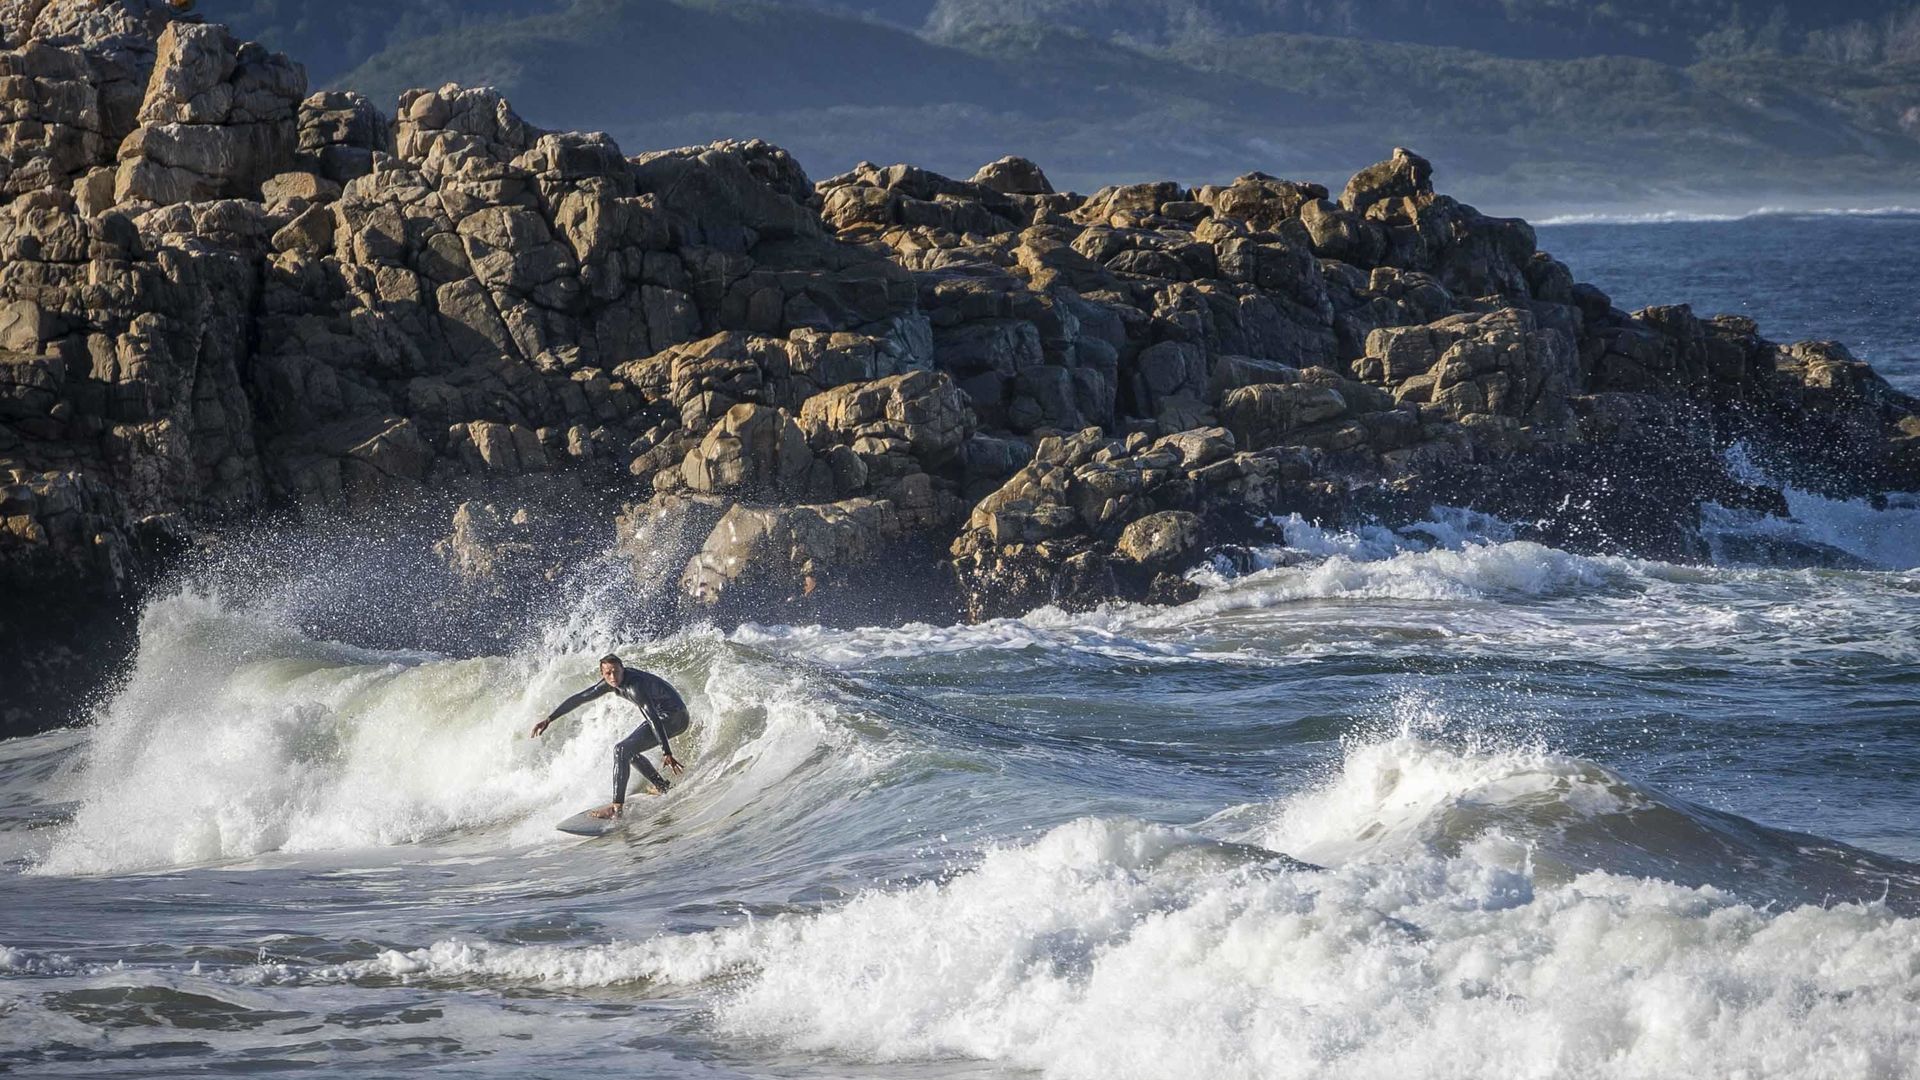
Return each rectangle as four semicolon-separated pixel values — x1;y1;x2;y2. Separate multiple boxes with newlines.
1341;146;1433;214
946;426;1324;619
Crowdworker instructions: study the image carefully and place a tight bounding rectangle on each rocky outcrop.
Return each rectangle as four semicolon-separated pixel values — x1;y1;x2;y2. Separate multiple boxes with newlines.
948;426;1322;619
113;21;302;206
2;11;1917;731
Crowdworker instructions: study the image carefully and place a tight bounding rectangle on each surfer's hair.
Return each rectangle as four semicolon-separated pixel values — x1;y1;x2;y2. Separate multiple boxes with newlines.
598;653;622;667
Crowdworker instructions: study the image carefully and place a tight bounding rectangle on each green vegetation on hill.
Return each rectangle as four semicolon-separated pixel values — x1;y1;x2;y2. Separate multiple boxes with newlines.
926;0;1920;62
198;0;1920;207
214;0;561;83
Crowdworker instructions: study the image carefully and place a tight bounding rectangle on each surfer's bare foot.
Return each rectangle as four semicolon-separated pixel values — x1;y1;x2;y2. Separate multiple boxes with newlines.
587;803;623;820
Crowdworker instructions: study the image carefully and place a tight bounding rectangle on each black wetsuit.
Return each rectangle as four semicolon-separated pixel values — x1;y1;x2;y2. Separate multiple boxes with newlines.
546;669;691;804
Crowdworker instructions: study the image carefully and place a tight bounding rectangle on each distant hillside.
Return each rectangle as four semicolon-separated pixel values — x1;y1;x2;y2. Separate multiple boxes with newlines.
202;0;1920;208
214;0;1920;80
925;0;1920;62
332;1;1328;183
214;0;561;83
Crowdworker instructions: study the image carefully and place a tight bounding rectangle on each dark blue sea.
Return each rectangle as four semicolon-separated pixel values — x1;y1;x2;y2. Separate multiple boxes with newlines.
2;211;1917;1078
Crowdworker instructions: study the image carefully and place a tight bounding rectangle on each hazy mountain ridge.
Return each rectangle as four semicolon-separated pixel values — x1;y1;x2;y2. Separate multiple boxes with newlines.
214;0;1920;80
924;0;1920;62
275;0;1920;207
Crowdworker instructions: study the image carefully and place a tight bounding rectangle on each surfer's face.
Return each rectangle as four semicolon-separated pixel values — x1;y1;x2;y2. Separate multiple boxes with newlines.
600;660;621;685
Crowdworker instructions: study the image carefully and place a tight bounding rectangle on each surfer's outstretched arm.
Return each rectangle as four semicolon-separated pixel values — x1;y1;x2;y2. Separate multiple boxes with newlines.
531;682;610;737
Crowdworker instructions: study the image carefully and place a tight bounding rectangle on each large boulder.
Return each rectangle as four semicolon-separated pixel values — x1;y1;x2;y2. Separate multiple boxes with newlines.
948;427;1318;619
297;89;388;183
1761;339;1920;491
799;369;974;468
681;402;812;496
681;497;912;615
1356;307;1578;432
113;21;303;206
631;138;820;251
1220;382;1350;450
1195;172;1327;232
969;155;1053;196
1115;509;1203;567
1341;146;1432;214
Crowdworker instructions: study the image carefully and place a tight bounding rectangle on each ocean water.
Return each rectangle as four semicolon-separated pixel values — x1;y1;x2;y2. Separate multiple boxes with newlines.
3;216;1920;1079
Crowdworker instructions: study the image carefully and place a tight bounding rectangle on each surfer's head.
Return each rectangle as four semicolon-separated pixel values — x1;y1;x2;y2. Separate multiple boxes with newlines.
599;653;623;684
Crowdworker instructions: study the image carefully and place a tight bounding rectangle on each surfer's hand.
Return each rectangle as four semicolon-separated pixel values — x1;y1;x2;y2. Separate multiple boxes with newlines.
662;754;685;775
531;719;551;738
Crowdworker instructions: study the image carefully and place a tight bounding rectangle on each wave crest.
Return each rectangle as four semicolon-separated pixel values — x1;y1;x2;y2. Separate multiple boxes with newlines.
292;813;1920;1080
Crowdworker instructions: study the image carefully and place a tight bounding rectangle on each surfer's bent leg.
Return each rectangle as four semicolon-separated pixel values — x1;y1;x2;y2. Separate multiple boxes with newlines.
612;724;667;803
629;752;668;793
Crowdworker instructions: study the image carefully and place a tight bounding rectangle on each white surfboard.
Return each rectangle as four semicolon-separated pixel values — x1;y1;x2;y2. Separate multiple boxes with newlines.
556;785;672;836
555;807;626;837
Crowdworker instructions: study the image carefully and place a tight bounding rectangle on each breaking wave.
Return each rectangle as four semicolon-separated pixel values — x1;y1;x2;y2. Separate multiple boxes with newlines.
235;725;1920;1080
1535;205;1920;226
28;590;894;876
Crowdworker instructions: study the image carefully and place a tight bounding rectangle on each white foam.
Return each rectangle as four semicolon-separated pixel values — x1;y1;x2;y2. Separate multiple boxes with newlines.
1230;506;1516;569
29;592;883;875
1702;443;1920;571
0;943;120;976
1163;540;1625;619
1248;727;1638;868
1535;205;1920;226
732;615;1247;668
294;815;1920;1080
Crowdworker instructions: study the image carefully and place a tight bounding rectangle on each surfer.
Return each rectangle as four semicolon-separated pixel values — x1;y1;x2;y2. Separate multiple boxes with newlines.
532;653;688;819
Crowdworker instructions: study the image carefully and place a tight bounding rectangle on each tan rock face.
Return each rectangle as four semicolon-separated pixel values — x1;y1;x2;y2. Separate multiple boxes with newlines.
1220;383;1347;450
1341;146;1432;214
112;21;302;206
1115;509;1203;566
1;8;1914;654
799;369;974;465
1351;307;1578;434
969;155;1053;196
944;423;1319;619
681;403;812;496
680;496;906;610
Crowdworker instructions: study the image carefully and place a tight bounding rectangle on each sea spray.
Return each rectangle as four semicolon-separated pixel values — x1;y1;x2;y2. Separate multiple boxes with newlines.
30;591;895;875
1701;444;1920;571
